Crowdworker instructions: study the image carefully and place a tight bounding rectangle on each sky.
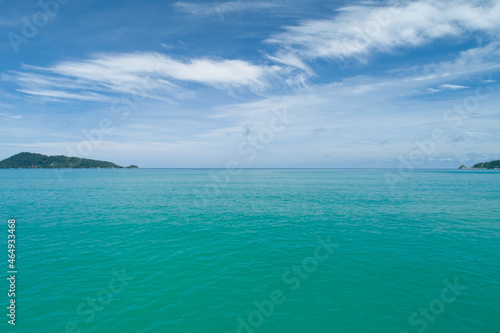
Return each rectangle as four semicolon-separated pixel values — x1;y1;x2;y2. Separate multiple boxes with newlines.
0;0;499;168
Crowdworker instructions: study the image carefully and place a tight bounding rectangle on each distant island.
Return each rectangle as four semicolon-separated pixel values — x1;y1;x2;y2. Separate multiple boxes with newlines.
0;152;138;169
459;160;500;169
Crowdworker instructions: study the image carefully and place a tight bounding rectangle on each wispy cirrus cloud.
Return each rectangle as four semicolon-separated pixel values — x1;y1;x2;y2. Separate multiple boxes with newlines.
3;52;280;102
174;1;279;17
0;112;23;119
439;84;468;90
419;41;500;77
16;89;112;102
267;0;500;65
49;53;273;86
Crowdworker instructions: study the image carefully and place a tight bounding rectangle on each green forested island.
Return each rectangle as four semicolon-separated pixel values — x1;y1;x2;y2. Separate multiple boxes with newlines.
459;160;500;169
0;152;138;169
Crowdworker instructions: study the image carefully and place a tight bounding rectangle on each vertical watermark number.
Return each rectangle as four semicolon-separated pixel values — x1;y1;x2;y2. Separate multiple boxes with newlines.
7;218;17;325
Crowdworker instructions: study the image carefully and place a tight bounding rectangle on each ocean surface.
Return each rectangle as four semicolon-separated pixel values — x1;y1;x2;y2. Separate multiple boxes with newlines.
1;169;499;333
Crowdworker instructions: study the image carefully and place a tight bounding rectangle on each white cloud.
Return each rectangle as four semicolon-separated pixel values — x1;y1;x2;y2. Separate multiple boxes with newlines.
174;1;278;17
267;0;500;65
385;42;500;94
0;112;23;119
419;42;500;76
4;52;279;102
50;53;271;86
16;89;112;102
438;84;468;90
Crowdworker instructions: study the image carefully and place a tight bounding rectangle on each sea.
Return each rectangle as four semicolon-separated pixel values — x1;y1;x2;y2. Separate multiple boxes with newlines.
1;168;499;333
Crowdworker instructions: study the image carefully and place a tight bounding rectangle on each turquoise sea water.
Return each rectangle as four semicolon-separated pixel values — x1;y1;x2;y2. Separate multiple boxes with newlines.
1;169;499;333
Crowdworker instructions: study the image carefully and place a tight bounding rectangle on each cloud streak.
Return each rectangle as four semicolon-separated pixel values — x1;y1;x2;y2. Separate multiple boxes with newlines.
439;84;468;90
174;1;279;17
4;52;279;102
267;0;500;65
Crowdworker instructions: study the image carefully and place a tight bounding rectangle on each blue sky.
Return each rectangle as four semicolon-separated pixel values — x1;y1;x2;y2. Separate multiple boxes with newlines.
1;0;499;168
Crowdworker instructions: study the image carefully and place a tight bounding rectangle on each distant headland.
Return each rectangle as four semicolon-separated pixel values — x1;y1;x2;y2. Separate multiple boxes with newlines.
0;152;138;169
459;160;500;169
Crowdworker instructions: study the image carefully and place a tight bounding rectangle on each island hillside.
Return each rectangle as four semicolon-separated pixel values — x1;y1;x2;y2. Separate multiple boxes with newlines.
0;152;138;169
458;160;500;169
